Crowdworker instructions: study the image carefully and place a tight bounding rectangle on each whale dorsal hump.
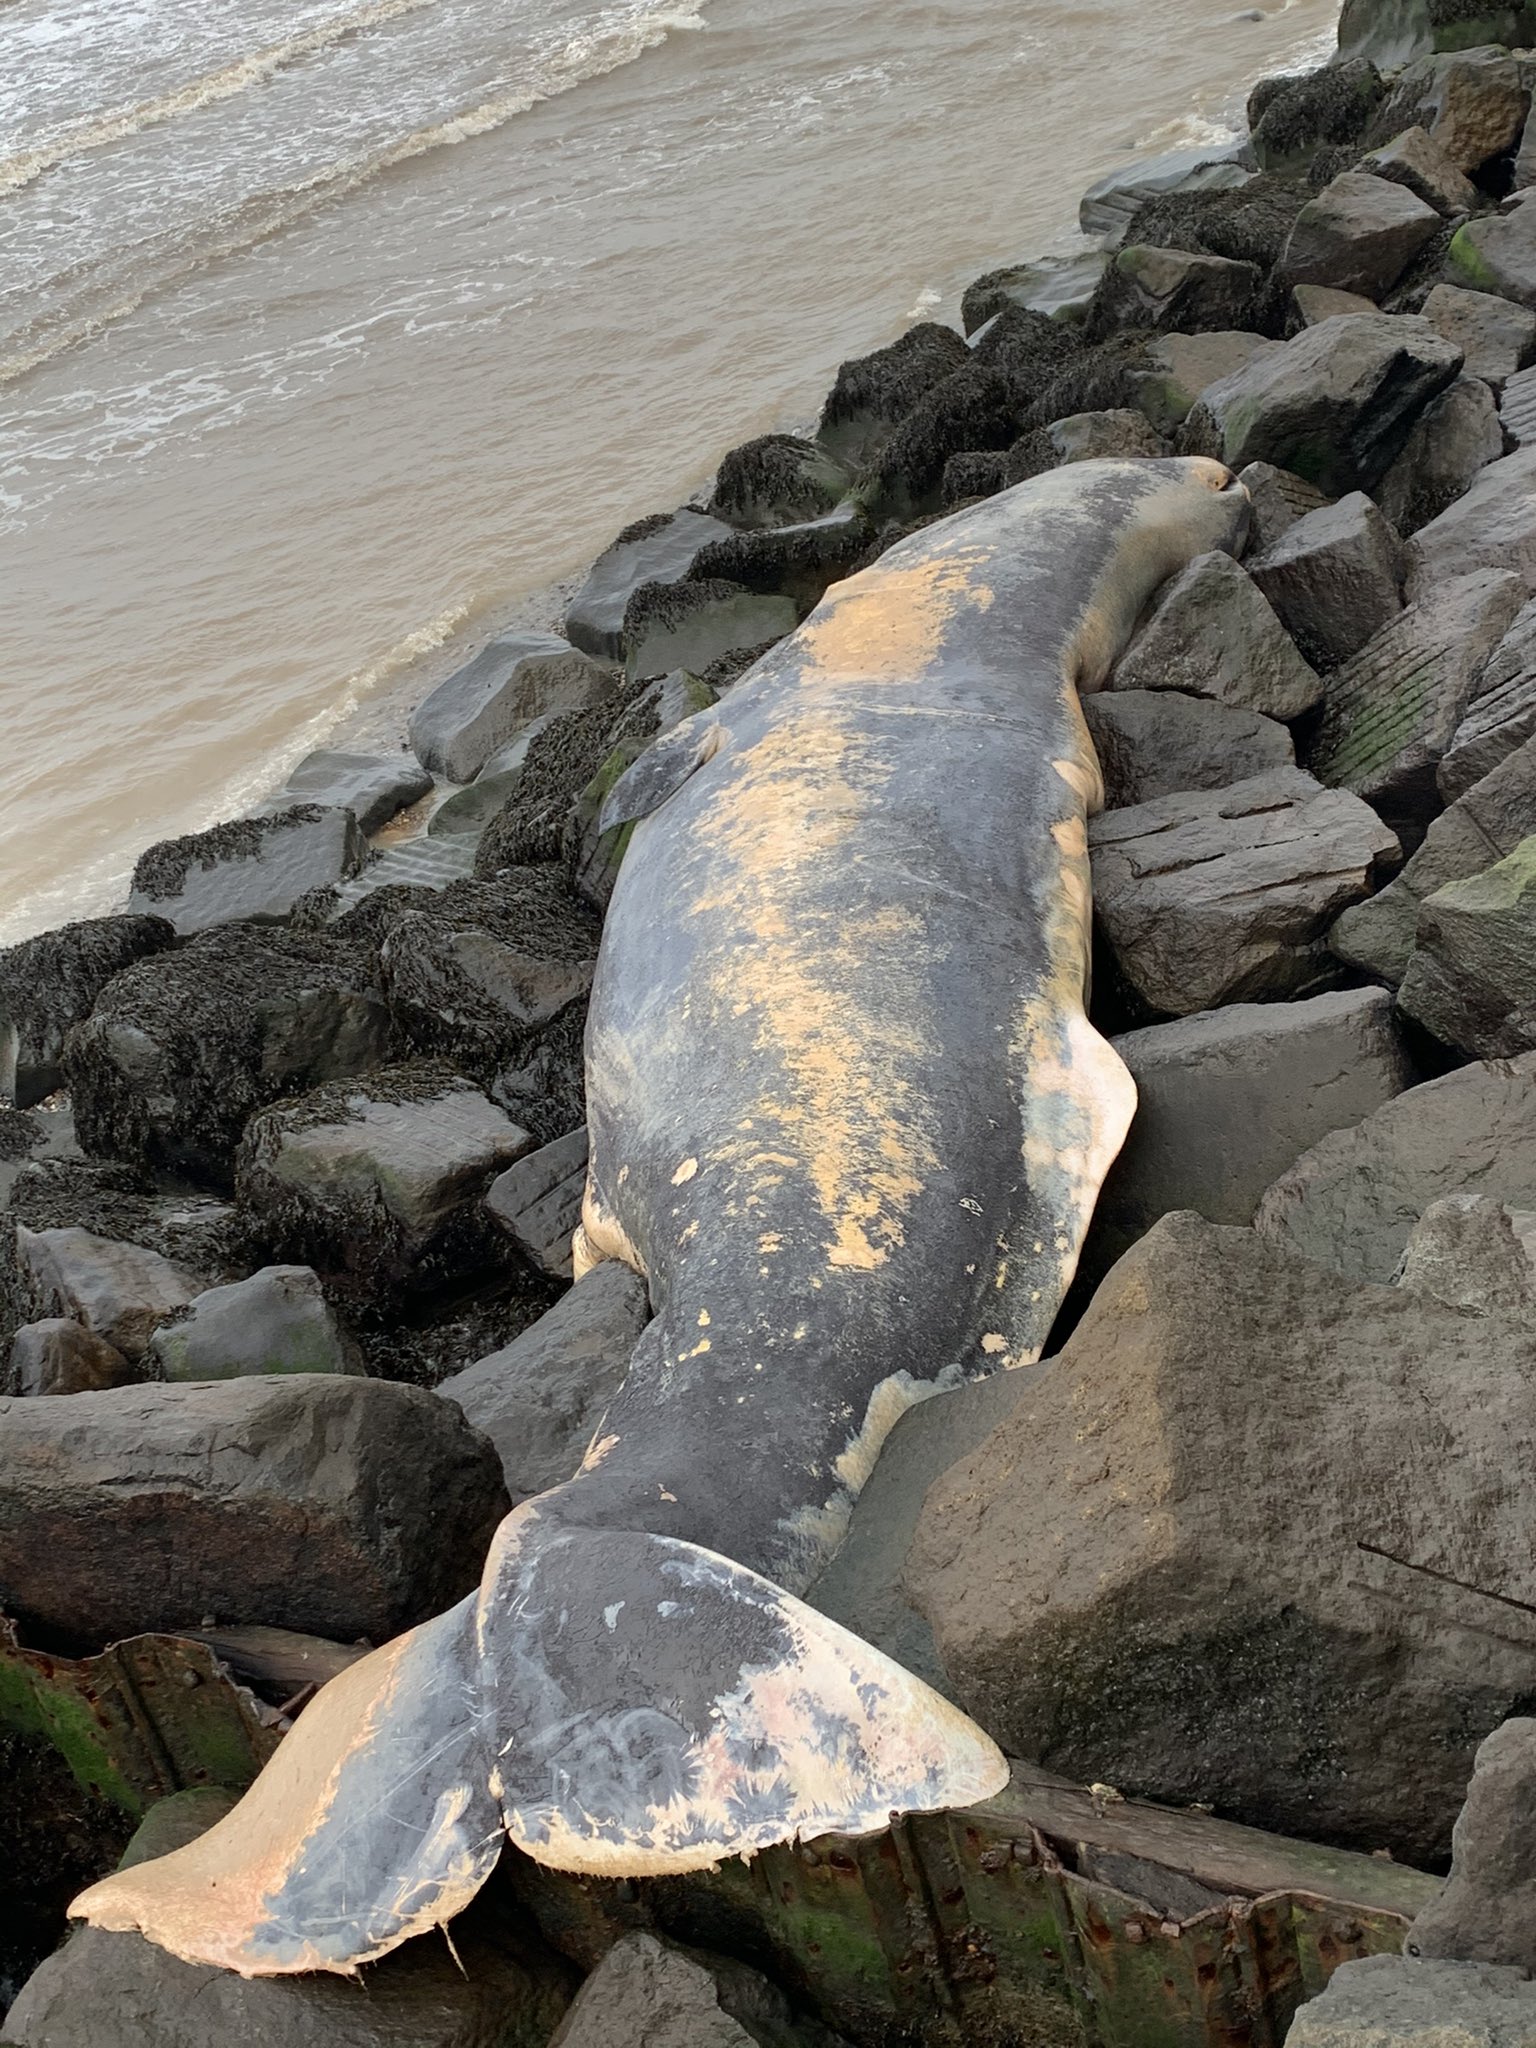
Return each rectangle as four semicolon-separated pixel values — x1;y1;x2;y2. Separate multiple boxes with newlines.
599;717;727;837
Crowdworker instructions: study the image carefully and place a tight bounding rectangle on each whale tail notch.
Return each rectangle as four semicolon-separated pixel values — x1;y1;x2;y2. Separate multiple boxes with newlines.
71;1524;1008;1975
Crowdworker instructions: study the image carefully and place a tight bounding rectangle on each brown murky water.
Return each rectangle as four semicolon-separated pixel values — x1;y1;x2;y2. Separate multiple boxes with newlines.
1;0;1340;940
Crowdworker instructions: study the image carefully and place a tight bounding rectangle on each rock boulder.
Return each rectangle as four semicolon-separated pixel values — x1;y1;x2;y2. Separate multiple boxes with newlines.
128;808;367;937
1109;550;1322;719
409;634;615;784
1399;835;1536;1056
0;917;175;1113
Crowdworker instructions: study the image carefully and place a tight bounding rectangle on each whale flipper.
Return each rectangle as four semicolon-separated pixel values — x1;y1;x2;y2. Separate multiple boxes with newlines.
72;1531;1006;1972
598;716;726;835
72;1597;504;1977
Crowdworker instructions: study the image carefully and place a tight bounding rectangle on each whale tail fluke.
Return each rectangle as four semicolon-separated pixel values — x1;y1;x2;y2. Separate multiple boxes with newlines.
71;1524;1007;1976
71;1595;505;1978
480;1519;1010;1878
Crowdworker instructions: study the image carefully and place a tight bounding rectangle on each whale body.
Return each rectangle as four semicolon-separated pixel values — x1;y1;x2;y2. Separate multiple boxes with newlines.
75;457;1250;1975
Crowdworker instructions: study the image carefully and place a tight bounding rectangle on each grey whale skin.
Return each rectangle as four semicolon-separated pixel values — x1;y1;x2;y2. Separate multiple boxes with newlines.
74;458;1250;1975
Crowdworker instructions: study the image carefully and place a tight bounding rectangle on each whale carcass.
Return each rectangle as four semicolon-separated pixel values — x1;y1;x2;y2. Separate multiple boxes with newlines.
74;457;1250;1974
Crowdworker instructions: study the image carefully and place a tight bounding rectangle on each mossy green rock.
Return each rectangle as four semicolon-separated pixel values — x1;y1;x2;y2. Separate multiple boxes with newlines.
1399;833;1536;1054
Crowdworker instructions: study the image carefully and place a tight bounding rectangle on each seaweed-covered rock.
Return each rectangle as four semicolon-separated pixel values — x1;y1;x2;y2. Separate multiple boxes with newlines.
486;1125;588;1281
960;251;1108;332
1405;448;1536;601
1373;46;1530;173
9;1319;138;1398
1237;460;1333;551
1118;174;1311;273
65;925;394;1182
1247;493;1408;672
687;508;870;616
1396;1194;1536;1313
1442;595;1536;798
547;1931;846;2048
382;869;600;1070
1126;330;1280;435
814;321;970;470
128;808;367;938
1399;835;1536;1054
1413;1718;1536;1972
1184;313;1462;495
565;510;734;662
1332;732;1536;979
438;1260;651;1502
868;363;1023;520
1279;172;1442;298
0;1373;509;1643
1249;60;1386;175
408;633;615;783
257;749;433;836
148;1266;363;1382
1376;374;1505;537
906;1211;1536;1866
1111;550;1324;718
708;434;850;529
473;680;650;877
0;916;174;1111
1079;144;1254;244
1081;692;1294;808
1338;0;1536;68
1254;1050;1536;1282
1089;769;1401;1015
622;577;795;683
1085;989;1413;1288
1089;245;1262;339
237;1063;533;1301
1309;570;1526;837
1448;194;1536;307
11;1226;201;1364
1360;126;1479;217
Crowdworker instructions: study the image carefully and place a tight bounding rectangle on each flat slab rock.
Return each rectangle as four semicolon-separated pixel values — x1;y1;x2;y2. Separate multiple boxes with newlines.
409;633;616;784
437;1259;650;1502
565;510;735;661
1254;1050;1536;1283
1332;732;1536;983
1110;549;1323;720
906;1211;1536;1867
129;806;368;937
1081;690;1293;809
486;1124;589;1281
1307;569;1526;840
0;1373;509;1644
1288;1956;1536;2048
1089;768;1401;1017
237;1064;534;1294
258;749;432;836
1085;987;1415;1286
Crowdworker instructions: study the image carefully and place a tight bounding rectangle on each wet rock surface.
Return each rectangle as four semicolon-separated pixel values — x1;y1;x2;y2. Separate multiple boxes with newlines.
129;807;369;937
409;633;616;784
1081;691;1294;807
1110;549;1323;718
1247;492;1407;673
0;917;174;1113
